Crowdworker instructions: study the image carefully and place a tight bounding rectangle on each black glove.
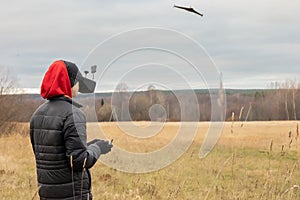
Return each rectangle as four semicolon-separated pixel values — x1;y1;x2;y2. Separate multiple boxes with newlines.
87;139;99;146
95;140;113;155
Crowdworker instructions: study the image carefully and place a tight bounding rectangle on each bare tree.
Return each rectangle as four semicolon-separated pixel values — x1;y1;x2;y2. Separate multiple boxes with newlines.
129;93;151;120
0;68;19;133
148;84;155;105
291;80;298;120
97;103;113;121
0;68;16;95
112;82;129;121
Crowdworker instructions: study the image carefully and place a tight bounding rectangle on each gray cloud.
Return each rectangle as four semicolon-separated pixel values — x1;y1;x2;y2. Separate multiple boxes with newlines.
0;0;299;91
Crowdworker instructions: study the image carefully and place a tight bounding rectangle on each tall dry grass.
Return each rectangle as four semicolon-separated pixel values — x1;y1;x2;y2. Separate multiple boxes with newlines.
0;121;299;199
0;126;36;199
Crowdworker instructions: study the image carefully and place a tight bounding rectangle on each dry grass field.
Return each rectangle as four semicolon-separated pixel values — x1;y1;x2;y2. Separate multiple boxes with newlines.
0;121;299;200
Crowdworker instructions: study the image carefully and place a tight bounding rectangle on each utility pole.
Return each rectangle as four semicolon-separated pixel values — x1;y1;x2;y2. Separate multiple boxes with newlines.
91;65;97;80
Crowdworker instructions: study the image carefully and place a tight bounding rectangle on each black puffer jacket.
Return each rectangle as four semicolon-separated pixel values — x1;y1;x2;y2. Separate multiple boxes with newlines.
30;96;101;199
30;60;106;200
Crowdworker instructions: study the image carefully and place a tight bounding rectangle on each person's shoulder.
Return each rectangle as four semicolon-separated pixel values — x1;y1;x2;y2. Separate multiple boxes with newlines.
72;105;85;118
48;99;74;114
30;101;47;122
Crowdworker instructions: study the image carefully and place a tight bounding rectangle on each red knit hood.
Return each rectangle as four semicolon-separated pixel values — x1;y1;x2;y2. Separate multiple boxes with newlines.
41;60;72;99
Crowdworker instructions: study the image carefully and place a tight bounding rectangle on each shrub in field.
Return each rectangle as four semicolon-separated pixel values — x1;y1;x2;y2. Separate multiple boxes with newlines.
97;103;113;121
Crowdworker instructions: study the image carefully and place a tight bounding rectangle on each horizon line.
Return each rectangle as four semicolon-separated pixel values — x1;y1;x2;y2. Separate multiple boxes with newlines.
7;87;278;95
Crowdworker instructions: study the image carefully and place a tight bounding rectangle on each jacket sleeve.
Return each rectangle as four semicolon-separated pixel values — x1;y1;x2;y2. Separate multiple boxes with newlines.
29;118;35;154
63;110;102;171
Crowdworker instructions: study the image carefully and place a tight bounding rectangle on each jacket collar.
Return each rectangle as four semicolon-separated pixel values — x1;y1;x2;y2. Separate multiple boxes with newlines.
48;95;82;108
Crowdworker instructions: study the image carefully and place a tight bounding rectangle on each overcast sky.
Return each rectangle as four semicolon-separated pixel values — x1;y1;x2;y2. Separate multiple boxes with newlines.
1;0;299;92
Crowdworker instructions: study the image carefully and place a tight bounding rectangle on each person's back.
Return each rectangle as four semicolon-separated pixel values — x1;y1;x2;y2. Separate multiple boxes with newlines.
30;60;112;200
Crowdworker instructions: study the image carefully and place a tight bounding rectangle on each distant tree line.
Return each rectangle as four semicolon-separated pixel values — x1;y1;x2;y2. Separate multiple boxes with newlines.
0;68;41;135
0;81;299;132
94;82;299;122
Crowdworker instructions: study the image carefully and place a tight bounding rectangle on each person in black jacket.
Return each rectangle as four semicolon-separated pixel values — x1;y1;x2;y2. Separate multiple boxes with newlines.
30;60;113;200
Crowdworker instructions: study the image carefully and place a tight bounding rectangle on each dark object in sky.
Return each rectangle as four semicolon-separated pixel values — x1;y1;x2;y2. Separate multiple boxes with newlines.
174;4;203;17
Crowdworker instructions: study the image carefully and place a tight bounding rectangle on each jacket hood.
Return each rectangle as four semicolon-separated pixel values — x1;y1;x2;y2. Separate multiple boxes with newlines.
41;60;72;99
